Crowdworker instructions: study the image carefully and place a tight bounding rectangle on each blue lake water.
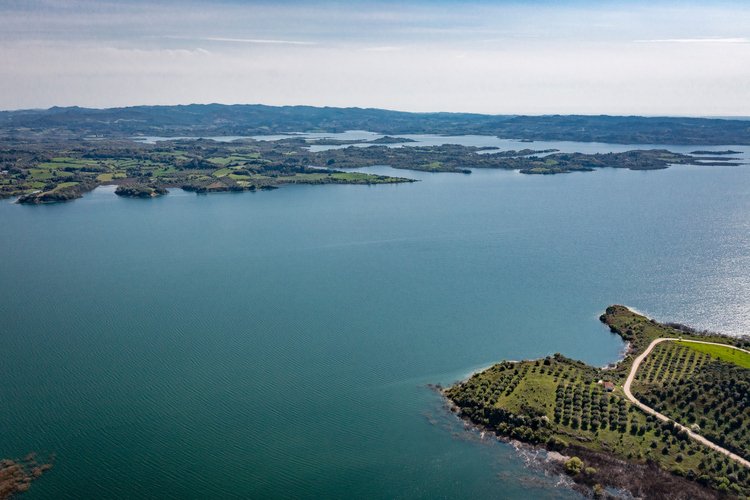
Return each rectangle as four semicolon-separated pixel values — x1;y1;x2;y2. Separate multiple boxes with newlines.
1;139;750;499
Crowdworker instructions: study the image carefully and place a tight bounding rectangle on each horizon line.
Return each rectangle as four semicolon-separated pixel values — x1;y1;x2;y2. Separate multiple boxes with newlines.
2;104;749;121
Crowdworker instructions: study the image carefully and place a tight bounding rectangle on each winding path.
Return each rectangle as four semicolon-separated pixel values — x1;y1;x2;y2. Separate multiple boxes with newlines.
622;337;750;467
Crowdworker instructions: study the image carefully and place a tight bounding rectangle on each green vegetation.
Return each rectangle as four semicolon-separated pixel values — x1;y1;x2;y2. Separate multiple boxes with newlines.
15;181;97;204
301;144;727;174
446;305;750;499
675;342;750;369
114;184;168;198
367;136;417;144
293;143;733;175
565;457;584;474
691;151;741;155
447;354;702;466
304;136;417;146
632;341;750;464
0;138;415;203
3;105;750;145
0;134;741;204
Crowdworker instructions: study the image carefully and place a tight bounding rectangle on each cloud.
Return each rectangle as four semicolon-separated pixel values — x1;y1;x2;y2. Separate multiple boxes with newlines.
1;1;750;114
200;37;315;46
636;38;749;44
363;46;401;52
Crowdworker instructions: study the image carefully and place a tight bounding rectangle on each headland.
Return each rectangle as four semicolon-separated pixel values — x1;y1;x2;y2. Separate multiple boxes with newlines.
445;306;750;499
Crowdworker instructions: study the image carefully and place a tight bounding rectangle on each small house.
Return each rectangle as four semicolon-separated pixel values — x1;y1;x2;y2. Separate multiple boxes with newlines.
603;382;615;392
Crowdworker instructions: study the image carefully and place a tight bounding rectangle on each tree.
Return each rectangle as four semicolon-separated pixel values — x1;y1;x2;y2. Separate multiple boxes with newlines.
564;457;584;475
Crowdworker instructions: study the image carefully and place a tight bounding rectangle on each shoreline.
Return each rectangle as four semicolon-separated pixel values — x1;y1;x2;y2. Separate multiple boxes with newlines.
438;384;702;500
429;385;581;495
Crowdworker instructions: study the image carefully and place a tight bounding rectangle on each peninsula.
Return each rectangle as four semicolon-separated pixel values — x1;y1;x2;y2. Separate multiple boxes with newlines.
299;144;734;174
445;306;750;499
1;138;415;204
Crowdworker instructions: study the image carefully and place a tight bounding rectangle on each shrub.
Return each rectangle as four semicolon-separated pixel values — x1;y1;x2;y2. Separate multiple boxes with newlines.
585;467;596;476
592;484;604;499
564;457;583;475
671;465;687;477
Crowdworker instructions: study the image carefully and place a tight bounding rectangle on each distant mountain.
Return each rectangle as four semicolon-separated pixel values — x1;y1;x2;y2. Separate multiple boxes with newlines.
2;104;749;145
0;104;503;137
490;115;750;145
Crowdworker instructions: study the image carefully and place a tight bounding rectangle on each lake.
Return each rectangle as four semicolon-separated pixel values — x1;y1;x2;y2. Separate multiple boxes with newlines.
1;137;749;499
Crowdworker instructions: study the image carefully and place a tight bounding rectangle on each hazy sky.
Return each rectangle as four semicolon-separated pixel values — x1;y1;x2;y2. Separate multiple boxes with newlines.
1;0;749;115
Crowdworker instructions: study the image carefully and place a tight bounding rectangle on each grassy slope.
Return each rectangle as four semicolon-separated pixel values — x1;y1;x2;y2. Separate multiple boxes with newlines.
676;342;750;370
632;340;750;467
447;356;705;469
446;305;750;498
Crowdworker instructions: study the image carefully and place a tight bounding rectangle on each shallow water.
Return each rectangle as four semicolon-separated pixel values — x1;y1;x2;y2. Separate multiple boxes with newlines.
2;145;750;499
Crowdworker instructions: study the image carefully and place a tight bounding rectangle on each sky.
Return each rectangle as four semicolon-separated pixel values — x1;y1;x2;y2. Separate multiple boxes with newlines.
1;0;749;115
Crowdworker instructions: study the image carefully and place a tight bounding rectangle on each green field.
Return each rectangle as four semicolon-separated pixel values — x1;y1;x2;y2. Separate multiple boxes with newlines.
421;161;443;171
676;341;750;369
4;139;415;203
332;172;403;182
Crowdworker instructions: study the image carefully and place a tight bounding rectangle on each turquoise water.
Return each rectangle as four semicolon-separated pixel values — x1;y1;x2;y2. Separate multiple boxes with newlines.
2;154;750;498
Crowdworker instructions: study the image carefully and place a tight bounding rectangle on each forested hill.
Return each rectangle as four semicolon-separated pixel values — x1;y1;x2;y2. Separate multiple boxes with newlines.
0;105;499;140
2;105;750;145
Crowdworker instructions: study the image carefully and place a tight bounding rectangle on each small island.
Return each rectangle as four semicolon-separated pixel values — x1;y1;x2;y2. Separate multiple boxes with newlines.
303;136;415;146
691;150;741;155
445;306;750;499
115;184;168;198
366;136;417;144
